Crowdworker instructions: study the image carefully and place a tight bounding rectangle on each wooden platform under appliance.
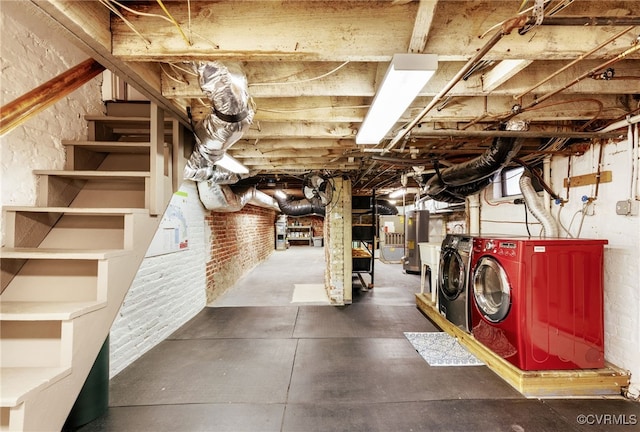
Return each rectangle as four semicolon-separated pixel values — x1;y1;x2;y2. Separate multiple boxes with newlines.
415;293;630;398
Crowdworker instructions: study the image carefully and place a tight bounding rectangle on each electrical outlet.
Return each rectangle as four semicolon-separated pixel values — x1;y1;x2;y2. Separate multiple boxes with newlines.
616;200;639;216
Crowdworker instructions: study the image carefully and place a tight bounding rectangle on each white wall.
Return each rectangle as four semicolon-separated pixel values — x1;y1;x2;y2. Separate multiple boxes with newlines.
0;1;104;244
480;137;640;398
1;3;208;378
109;182;207;377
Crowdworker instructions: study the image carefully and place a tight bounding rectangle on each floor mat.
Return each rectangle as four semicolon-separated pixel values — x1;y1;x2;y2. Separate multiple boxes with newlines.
404;332;484;367
291;284;330;304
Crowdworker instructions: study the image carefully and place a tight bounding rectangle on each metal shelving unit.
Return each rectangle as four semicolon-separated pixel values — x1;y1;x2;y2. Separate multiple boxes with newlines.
286;225;313;246
352;192;377;289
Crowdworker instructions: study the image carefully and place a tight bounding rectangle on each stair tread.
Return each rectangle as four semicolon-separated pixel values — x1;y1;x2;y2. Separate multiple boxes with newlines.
1;367;71;407
0;300;107;320
61;141;152;153
61;140;151;146
0;247;129;259
84;115;172;121
3;206;148;215
33;170;150;178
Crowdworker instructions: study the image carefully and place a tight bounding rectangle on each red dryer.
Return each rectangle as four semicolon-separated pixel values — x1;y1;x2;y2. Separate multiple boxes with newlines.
470;237;607;371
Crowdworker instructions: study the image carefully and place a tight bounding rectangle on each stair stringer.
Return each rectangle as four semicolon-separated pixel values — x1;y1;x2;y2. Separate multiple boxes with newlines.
12;211;162;432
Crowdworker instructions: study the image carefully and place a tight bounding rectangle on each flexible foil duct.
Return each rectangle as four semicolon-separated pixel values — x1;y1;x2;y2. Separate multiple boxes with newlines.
184;61;254;181
197;181;279;212
519;170;558;237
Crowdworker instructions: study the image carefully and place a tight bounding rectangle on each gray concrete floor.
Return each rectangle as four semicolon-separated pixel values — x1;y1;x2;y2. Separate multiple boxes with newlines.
78;246;639;432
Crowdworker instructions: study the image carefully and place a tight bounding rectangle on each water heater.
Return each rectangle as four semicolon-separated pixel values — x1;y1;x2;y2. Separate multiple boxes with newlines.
402;209;429;273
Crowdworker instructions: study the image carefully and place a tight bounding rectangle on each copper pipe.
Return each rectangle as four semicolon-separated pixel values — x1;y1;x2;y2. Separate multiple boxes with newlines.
523;42;640;111
514;26;636;100
0;58;105;136
535;16;640;27
411;128;622;139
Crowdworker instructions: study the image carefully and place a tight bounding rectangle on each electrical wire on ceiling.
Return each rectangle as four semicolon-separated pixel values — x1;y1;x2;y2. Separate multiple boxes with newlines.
254;105;368;114
249;62;351;87
155;0;191;45
160;64;189;85
101;0;219;49
98;0;150;45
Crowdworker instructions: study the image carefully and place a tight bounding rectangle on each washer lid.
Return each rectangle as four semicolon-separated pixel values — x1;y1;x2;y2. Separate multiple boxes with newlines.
473;256;511;322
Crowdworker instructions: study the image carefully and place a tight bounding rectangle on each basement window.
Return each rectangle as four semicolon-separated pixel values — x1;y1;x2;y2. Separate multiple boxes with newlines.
494;166;525;198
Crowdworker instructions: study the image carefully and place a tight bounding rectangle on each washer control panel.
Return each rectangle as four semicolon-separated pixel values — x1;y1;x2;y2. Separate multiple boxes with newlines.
474;239;518;257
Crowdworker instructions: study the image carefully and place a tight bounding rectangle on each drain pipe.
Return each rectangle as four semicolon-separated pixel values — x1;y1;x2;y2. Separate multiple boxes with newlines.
543;156;552;213
468;194;481;236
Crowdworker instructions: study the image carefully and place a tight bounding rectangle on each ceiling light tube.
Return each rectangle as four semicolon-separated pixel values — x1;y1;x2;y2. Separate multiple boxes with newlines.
356;54;438;145
215;153;249;174
388;188;406;199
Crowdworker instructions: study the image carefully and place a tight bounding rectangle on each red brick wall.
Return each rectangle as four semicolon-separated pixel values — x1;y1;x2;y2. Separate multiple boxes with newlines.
205;205;277;303
292;215;324;237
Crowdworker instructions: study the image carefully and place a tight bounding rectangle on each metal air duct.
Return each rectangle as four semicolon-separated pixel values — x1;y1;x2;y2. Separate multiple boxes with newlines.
198;181;280;213
519;170;559;237
184;61;254;182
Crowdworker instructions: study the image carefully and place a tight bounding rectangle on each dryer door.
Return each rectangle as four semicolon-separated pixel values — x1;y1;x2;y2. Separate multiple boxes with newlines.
439;249;466;301
473;256;511;322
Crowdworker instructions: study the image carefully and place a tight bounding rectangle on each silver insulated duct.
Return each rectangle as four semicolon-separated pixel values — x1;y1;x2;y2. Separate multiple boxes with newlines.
198;181;280;213
519;170;559;238
184;61;254;182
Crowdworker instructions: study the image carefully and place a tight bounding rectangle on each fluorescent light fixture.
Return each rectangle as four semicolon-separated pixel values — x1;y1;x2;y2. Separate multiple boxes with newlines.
356;54;438;145
215;153;249;174
389;188;406;199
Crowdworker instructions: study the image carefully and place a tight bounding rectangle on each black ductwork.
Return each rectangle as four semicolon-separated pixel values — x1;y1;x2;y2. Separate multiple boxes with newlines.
274;195;326;217
425;178;493;203
352;196;398;215
375;199;399;216
421;133;524;204
275;195;399;217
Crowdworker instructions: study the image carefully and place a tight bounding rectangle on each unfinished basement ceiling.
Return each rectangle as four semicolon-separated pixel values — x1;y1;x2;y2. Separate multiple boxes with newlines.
30;0;640;199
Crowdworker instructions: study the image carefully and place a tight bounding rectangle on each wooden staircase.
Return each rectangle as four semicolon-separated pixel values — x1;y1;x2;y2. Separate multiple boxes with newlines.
0;102;192;431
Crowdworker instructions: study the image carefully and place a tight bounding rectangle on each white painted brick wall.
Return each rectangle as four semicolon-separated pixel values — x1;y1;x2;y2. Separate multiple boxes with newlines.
480;138;640;398
109;182;207;377
1;5;208;380
0;2;104;237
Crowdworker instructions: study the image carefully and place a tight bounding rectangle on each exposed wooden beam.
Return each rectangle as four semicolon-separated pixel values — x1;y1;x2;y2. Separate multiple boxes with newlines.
30;0;189;125
111;1;418;62
482;59;533;92
409;0;439;53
